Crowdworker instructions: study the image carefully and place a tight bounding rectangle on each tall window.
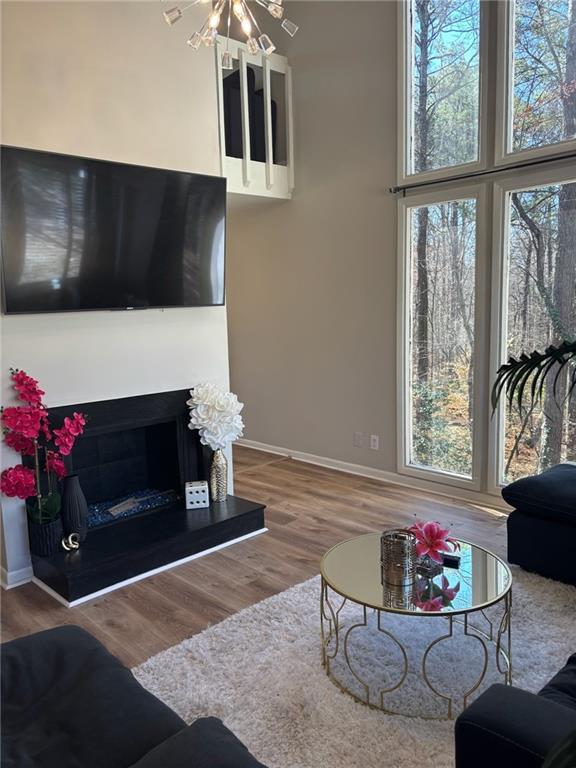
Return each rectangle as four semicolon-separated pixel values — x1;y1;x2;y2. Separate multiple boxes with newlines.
501;179;576;482
409;0;481;175
511;0;576;154
408;199;477;477
399;0;576;494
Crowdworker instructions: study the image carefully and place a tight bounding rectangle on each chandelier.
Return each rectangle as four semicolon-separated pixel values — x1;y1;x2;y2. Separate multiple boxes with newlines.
163;0;298;68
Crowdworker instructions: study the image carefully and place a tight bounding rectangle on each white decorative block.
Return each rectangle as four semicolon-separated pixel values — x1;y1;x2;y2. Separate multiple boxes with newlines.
185;481;210;510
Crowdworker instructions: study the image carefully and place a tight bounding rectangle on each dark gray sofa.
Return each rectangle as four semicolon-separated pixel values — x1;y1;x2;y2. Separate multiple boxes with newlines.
504;463;576;586
455;653;576;767
1;625;267;768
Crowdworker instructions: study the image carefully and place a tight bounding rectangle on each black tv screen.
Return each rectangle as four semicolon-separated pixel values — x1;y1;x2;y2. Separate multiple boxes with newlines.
1;146;226;313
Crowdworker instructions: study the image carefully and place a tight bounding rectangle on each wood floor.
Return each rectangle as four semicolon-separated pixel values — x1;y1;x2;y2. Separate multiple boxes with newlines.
0;446;508;667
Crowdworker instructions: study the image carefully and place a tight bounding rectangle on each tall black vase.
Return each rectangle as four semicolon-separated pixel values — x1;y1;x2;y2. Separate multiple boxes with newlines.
61;474;88;541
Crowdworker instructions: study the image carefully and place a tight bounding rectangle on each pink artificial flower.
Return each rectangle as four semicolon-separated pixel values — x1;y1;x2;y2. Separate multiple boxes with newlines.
409;520;460;563
441;575;461;602
4;431;35;457
45;451;67;480
65;412;86;437
2;406;46;440
53;428;74;456
40;413;52;442
0;465;36;499
53;412;86;456
10;369;45;407
415;596;444;612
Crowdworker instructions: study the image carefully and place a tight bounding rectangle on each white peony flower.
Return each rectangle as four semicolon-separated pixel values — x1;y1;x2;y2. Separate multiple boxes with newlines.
187;384;244;451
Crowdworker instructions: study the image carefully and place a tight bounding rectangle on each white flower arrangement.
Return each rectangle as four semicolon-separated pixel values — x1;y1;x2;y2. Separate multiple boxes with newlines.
187;383;244;452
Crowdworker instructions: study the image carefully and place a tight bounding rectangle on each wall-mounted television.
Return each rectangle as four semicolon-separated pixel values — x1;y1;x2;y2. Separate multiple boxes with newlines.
1;146;226;314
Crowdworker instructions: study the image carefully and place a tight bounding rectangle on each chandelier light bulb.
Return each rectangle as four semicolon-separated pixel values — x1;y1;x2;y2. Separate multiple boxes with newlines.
163;6;183;26
241;17;252;35
281;18;298;37
209;10;221;28
268;2;284;20
187;31;202;49
246;36;259;55
259;33;276;55
202;26;217;46
232;1;245;20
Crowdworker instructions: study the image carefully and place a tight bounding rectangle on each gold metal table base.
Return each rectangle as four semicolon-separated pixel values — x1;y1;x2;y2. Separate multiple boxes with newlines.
320;577;512;720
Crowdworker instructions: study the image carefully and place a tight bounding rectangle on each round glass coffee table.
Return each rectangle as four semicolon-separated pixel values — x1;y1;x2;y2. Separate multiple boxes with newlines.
320;533;512;719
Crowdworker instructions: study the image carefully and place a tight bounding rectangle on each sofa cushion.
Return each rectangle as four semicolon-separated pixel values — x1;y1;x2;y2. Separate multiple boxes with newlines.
128;718;268;768
507;510;576;586
1;625;185;768
539;653;576;712
502;464;576;524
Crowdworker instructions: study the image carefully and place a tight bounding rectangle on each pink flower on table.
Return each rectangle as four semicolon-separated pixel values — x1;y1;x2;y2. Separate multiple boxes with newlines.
441;575;460;602
53;412;86;456
2;406;46;440
415;596;444;612
0;465;36;499
45;451;67;480
409;520;460;563
10;370;45;407
4;431;35;457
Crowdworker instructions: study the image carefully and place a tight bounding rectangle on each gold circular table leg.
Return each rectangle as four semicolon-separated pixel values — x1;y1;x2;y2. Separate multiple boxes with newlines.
320;581;513;720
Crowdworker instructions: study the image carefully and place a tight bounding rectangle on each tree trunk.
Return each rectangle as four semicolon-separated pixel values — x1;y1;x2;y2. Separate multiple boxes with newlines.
521;243;532;349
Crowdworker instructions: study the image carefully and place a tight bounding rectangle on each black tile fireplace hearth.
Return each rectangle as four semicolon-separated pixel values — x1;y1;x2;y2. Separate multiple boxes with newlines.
31;390;265;605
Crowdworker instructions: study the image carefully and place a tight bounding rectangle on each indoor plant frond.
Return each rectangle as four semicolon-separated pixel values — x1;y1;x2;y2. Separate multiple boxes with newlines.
491;340;576;414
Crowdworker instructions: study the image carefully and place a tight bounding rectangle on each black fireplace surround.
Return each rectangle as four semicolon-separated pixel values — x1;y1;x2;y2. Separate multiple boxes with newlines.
31;390;265;603
53;390;205;521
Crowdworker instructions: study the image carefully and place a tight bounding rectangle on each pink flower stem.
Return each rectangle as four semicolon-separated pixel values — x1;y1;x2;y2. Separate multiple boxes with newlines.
44;447;53;495
33;439;43;521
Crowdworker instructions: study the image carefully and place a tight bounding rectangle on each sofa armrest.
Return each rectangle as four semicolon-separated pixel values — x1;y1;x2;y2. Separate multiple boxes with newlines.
455;685;576;768
128;717;268;768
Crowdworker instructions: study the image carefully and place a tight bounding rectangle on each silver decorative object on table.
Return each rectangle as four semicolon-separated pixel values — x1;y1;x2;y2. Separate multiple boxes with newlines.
210;449;228;502
380;529;417;587
416;553;443;579
382;581;416;611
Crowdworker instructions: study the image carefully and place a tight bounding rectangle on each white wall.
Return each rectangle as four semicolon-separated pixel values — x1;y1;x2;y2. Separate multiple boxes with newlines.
1;2;231;583
227;2;398;470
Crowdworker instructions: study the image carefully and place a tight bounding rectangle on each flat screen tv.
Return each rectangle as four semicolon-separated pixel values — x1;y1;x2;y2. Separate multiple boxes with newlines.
1;146;226;313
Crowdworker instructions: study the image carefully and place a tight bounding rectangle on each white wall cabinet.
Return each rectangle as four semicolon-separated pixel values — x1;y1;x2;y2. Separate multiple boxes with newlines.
216;39;294;199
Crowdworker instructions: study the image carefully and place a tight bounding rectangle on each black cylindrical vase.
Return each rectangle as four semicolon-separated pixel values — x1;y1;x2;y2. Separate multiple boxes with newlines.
28;517;63;558
61;474;89;541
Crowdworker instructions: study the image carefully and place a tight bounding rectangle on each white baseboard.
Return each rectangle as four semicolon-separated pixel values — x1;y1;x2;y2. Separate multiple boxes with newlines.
32;527;268;608
1;564;33;590
238;439;509;513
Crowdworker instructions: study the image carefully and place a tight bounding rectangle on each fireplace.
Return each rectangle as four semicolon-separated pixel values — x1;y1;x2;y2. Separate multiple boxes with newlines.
52;390;206;528
31;390;266;605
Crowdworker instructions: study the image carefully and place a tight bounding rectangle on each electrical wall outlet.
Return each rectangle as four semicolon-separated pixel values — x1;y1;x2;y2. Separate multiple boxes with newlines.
370;434;380;450
353;431;363;448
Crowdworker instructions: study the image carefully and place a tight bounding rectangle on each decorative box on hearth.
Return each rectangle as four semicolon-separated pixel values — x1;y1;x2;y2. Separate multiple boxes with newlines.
185;481;210;510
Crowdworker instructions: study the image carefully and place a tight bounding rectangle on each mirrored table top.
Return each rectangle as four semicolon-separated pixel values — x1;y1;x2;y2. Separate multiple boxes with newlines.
321;533;512;616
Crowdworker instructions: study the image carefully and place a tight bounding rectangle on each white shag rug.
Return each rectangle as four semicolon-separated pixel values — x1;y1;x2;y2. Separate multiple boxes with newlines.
134;569;576;768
